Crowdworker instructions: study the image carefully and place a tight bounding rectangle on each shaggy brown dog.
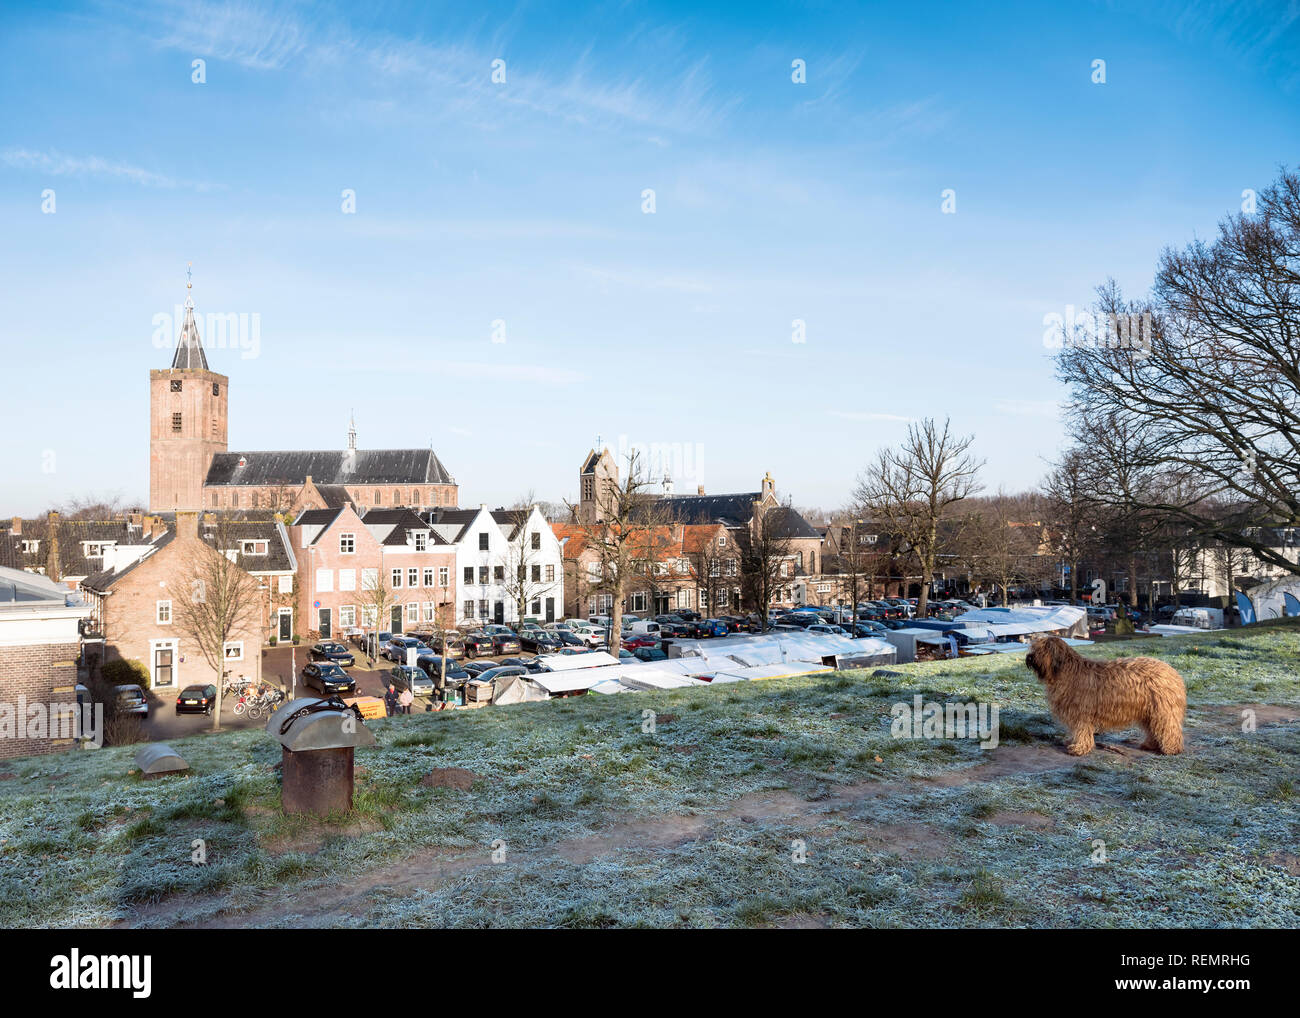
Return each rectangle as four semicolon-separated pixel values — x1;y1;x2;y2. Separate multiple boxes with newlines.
1025;635;1186;756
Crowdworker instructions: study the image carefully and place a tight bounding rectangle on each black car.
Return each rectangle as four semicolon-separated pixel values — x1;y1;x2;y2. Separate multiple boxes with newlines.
309;641;355;667
554;631;588;650
415;655;471;685
463;659;496;676
499;656;549;674
519;631;562;654
302;662;356;695
484;627;522;655
462;631;496;658
175;683;217;716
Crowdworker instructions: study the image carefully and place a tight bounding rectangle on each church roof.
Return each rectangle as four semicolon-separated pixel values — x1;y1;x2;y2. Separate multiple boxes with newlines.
205;448;454;487
171;301;209;371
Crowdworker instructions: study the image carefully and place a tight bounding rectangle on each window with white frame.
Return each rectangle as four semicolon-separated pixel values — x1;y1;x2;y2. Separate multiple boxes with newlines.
438;566;449;587
631;592;647;611
408;567;419;587
413;531;428;551
677;589;691;608
339;569;356;591
156;599;172;624
464;567;474;584
530;599;541;615
361;568;378;590
478;599;489;618
278;574;293;593
423;601;436;622
405;602;419;624
340;605;357;628
223;641;244;661
316;568;334;592
19;539;38;554
545;564;555;583
361;605;377;627
339;533;355;554
423;567;435;587
463;600;475;619
391;568;403;588
241;540;268;555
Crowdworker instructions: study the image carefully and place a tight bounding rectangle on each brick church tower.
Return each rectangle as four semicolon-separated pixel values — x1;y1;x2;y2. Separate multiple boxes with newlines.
149;281;228;512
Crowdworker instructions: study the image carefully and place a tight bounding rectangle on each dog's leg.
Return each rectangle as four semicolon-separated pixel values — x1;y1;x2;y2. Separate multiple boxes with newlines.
1139;723;1159;752
1064;726;1095;756
1147;714;1184;755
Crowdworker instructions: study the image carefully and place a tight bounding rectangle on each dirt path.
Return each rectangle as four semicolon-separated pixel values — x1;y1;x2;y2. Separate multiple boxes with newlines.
124;703;1298;928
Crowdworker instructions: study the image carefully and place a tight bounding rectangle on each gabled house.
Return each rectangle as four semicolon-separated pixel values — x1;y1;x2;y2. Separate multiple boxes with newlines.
423;505;564;626
80;512;293;690
290;504;457;639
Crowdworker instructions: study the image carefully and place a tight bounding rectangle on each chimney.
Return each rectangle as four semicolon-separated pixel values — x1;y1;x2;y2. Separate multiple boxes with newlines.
10;517;20;536
305;475;313;485
697;485;705;496
150;515;168;538
176;511;199;540
45;511;60;582
127;510;143;531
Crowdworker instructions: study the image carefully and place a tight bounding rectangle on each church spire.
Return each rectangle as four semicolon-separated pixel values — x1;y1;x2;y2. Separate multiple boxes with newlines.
347;411;357;451
171;262;209;371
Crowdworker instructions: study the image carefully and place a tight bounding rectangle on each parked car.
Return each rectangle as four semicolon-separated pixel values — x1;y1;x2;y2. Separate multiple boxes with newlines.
116;684;149;718
363;631;393;656
699;618;730;638
622;633;658;650
462;630;496;658
632;647;669;662
849;622;889;638
500;656;549;674
415;655;470;685
309;641;355;667
520;630;563;654
175;683;217;716
423;633;465;659
384;636;426;662
807;623;850;636
474;664;529;685
463;660;496;676
484;626;521;655
387;665;433;696
303;662;356;695
552;631;589;651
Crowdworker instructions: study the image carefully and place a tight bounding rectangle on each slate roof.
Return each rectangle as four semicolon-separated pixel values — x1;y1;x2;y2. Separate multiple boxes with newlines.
361;507;449;546
646;492;820;539
421;508;485;544
198;516;296;572
171;301;209;371
81;531;176;591
0;518;167;579
206;448;454;487
313;484;354;507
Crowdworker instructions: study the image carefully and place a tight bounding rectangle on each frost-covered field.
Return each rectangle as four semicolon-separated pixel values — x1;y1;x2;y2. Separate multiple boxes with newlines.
1;626;1297;928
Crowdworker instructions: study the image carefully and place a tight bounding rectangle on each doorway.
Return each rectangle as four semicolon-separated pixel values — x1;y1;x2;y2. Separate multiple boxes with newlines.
318;607;331;639
390;606;403;634
278;608;292;641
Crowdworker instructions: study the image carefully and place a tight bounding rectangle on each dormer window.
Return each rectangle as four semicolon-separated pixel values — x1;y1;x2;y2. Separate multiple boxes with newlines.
82;541;116;558
412;531;428;551
20;539;38;554
241;540;268;555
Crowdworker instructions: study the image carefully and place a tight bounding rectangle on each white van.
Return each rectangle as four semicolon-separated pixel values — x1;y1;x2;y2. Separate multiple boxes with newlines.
626;620;661;637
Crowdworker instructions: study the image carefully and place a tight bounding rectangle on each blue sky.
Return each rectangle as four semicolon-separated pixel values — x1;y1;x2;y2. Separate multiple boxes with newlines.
1;0;1297;515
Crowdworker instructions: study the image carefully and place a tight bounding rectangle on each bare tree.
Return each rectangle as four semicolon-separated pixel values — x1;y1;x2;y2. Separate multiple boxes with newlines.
739;507;795;631
1042;449;1097;600
852;418;983;618
496;507;559;627
564;450;667;650
359;567;397;665
1056;168;1300;574
171;517;262;731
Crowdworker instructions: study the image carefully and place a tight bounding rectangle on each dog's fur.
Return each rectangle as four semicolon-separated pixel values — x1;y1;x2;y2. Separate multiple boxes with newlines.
1025;635;1186;756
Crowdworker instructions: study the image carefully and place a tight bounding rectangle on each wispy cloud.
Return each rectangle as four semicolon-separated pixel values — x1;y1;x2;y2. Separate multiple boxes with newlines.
0;148;214;190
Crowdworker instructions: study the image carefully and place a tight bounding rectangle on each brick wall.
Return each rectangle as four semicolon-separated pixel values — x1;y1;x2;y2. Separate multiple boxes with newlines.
0;642;79;759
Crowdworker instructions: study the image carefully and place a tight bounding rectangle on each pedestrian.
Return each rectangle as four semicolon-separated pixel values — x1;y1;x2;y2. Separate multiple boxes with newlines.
383;683;399;717
398;686;413;715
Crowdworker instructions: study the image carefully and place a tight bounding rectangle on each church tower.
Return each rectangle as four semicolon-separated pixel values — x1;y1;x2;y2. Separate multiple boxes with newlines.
578;445;619;524
149;272;228;512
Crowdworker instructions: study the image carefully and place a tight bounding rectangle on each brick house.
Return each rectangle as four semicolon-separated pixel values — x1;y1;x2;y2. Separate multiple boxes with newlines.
80;512;288;691
554;521;738;618
0;511;171;591
0;566;90;759
290;505;457;640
